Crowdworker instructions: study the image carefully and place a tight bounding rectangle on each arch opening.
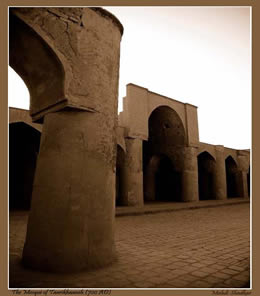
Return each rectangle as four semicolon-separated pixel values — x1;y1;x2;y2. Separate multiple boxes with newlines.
9;11;65;119
9;122;41;210
148;105;186;152
143;106;185;203
156;155;181;202
197;152;216;200
144;154;182;202
8;67;30;110
225;156;239;198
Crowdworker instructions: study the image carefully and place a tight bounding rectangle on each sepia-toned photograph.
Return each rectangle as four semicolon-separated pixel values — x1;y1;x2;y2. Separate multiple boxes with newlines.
8;6;251;290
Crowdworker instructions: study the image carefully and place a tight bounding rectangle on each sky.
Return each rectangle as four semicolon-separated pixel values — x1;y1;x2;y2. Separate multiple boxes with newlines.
8;6;251;149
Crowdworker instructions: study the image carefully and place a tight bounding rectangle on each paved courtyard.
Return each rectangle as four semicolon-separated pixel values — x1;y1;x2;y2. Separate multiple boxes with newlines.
9;202;250;289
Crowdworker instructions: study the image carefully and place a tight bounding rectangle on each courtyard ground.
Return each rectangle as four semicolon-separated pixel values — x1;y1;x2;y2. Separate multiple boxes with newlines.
9;201;250;289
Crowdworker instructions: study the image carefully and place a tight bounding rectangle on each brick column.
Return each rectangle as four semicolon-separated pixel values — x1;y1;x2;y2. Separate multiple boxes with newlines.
214;145;227;200
20;7;123;272
182;146;199;202
236;171;249;198
122;138;144;206
237;154;249;198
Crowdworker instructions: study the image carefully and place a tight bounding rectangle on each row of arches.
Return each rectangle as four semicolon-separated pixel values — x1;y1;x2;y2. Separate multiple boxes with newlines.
9;105;250;210
116;105;250;206
115;147;250;205
8;12;250;212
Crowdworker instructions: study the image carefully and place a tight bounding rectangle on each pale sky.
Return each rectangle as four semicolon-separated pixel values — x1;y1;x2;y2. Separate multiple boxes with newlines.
8;6;251;149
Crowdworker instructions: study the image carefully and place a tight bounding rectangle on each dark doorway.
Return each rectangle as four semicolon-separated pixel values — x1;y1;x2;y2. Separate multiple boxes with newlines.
225;156;238;198
197;152;216;200
144;155;181;202
155;155;181;202
9;122;41;210
143;106;186;203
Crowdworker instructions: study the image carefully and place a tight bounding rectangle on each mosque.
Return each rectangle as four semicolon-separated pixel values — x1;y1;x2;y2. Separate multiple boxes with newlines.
9;7;250;272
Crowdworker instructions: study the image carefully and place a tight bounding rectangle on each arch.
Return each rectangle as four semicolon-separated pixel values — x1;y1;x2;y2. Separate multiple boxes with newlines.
144;154;182;202
10;120;42;133
148;105;186;149
8;66;30;109
224;153;238;167
116;142;126;154
147;103;186;136
9;10;65;119
9;107;43;132
143;105;185;203
9;122;41;210
197;149;216;161
116;145;126;206
225;156;239;198
197;151;216;200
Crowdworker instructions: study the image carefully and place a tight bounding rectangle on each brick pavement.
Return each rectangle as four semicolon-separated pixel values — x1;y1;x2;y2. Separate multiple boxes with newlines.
9;203;250;288
116;198;249;216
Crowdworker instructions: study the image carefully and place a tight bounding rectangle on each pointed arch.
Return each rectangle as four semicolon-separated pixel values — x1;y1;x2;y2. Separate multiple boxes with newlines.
148;105;186;149
143;105;186;203
9;10;65;120
197;149;216;161
225;156;239;198
197;151;216;200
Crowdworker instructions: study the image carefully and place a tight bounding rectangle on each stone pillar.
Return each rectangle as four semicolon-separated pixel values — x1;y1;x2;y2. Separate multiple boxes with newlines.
182;146;199;202
143;155;161;202
236;171;249;198
23;111;117;272
237;155;249;198
21;8;123;272
213;145;227;200
122;138;144;206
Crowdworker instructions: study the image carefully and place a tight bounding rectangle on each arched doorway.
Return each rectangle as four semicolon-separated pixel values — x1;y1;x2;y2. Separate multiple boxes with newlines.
225;156;239;198
155;155;181;201
9;122;41;210
9;10;65;209
197;152;216;200
116;145;126;206
9;10;65;121
143;106;186;202
144;155;181;202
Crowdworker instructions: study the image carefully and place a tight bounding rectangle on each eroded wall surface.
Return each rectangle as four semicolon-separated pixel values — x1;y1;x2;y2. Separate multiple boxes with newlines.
10;7;123;273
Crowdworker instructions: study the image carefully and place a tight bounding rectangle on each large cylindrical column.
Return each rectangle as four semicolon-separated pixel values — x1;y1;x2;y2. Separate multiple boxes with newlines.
22;7;123;272
122;138;144;207
23;111;117;271
213;145;227;200
182;146;199;202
